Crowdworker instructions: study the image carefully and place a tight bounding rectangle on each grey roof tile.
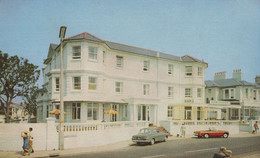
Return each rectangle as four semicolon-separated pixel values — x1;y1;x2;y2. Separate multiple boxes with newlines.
63;32;207;64
206;78;256;88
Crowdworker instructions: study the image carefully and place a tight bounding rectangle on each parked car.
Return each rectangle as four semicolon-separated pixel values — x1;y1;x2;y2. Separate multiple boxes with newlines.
194;127;229;138
132;128;168;145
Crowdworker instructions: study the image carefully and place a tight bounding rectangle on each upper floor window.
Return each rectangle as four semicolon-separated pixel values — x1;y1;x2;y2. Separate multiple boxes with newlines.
245;88;249;98
72;46;81;59
116;56;123;68
185;88;192;97
88;77;97;90
168;87;174;98
143;60;150;72
185;66;192;76
197;88;202;98
253;90;256;100
115;82;123;93
198;67;203;76
87;103;98;120
168;64;174;75
55;77;59;91
208;89;212;94
72;103;81;120
73;77;81;90
143;84;150;95
103;51;106;63
88;46;97;60
231;89;234;99
168;106;173;117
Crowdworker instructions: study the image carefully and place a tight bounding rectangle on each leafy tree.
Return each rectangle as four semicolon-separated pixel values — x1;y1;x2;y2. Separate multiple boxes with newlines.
0;50;40;123
23;86;38;123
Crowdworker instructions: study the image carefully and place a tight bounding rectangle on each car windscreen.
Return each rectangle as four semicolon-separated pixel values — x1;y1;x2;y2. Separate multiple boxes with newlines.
139;129;151;134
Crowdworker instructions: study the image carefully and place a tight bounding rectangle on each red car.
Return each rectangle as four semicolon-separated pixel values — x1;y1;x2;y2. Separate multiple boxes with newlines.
193;127;229;138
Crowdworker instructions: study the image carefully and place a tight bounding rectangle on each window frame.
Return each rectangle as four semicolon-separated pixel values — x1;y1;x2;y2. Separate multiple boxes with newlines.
116;56;123;68
197;88;202;98
168;64;174;75
55;77;59;92
143;84;150;95
73;76;81;90
168;86;174;98
72;46;81;59
87;103;98;120
115;82;123;93
143;60;150;72
185;88;192;98
88;46;98;60
72;103;81;120
168;106;173;117
88;77;97;90
185;66;193;76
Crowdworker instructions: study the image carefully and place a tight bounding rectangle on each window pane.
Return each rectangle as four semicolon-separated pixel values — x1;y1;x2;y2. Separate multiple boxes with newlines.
72;46;81;59
88;46;97;60
185;66;192;76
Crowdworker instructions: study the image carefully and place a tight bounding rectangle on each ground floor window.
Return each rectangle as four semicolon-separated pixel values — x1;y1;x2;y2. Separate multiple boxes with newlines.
207;111;217;119
87;103;98;120
231;109;239;120
111;104;118;122
168;106;173;117
72;103;81;120
197;107;201;120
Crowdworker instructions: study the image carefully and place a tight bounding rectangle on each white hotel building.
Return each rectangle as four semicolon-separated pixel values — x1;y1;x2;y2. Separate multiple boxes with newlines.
36;32;208;125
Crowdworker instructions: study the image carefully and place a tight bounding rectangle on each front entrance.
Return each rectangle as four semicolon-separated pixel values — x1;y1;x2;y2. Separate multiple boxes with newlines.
185;106;192;120
138;105;150;121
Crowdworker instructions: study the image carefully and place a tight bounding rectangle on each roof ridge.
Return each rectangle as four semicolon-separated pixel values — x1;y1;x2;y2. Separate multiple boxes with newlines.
85;32;104;41
105;40;157;53
64;32;86;40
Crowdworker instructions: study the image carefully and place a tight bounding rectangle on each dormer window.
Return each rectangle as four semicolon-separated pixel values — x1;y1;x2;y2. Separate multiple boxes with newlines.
72;46;81;59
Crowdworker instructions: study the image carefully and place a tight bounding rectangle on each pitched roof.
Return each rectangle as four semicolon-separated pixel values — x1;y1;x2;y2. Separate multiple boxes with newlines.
205;78;256;88
54;32;207;64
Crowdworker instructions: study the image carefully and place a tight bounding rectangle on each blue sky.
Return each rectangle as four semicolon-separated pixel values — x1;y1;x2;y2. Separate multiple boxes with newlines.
0;0;260;86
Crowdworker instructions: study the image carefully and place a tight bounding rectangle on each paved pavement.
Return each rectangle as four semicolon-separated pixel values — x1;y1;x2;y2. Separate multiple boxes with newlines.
0;132;259;158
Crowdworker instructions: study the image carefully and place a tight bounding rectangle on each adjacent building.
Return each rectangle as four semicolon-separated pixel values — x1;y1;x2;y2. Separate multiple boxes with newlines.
205;70;260;120
36;32;208;125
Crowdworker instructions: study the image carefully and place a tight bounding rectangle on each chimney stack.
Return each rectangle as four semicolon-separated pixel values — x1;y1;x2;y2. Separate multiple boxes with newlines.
232;69;242;81
214;71;226;80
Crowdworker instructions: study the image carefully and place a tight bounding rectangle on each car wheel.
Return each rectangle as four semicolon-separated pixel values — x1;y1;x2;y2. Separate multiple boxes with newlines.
223;133;228;138
204;134;209;138
163;136;167;142
150;139;155;145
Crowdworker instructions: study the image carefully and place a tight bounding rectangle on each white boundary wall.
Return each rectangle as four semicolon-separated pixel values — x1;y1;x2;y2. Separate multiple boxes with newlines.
0;119;147;151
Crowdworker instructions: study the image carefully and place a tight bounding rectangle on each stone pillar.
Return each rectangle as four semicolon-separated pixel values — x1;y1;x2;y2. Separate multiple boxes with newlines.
46;117;59;150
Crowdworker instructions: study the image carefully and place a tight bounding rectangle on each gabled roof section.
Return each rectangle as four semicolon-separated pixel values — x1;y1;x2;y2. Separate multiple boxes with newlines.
44;43;58;64
205;78;255;88
64;32;103;43
182;55;207;64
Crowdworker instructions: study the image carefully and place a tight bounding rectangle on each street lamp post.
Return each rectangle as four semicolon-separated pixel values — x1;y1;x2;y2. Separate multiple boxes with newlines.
59;26;66;150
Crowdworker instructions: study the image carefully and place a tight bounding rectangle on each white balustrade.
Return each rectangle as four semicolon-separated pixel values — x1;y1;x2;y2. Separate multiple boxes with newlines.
56;121;148;133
